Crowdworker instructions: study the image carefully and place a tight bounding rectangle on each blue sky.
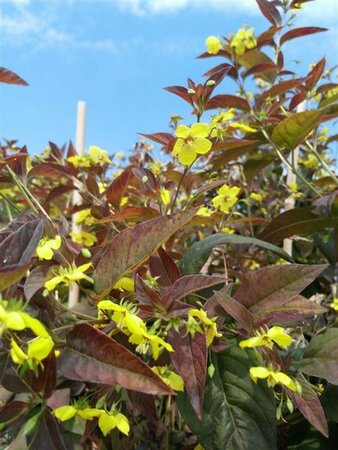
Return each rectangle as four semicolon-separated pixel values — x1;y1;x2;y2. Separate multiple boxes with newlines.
1;0;337;156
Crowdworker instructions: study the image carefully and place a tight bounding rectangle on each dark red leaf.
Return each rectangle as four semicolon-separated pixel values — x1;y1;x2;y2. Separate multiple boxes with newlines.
0;67;28;86
280;27;327;45
260;79;303;101
168;327;207;418
57;324;173;395
26;351;56;399
135;274;163;308
94;209;196;297
305;58;326;90
288;379;328;437
105;167;132;208
27;409;66;450
164;85;194;105
0;401;28;433
256;0;282;26
127;391;157;424
203;63;238;81
28;163;71;179
97;207;160;224
149;247;181;287
140;132;175;147
289;92;307;111
243;63;279;78
212;290;254;331
206;94;251;112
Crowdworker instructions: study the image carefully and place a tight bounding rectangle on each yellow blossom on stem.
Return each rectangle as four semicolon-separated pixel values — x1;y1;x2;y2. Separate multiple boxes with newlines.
113;277;135;292
205;36;222;54
209;110;235;138
330;298;338;311
88;146;110;165
173;123;212;166
250;192;263;202
97;300;145;334
249;366;297;391
75;209;95;226
36;235;61;260
98;410;130;436
188;309;222;346
212;184;240;214
44;263;93;291
230;122;256;133
239;326;292;350
159;188;171;206
197;206;214;217
69;231;97;247
129;329;173;360
231;28;257;56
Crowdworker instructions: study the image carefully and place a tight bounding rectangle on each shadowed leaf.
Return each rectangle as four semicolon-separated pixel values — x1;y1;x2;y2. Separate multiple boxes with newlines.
179;233;293;275
57;324;173;395
105;167;132;208
280;27;327;45
177;346;277;450
295;329;338;384
256;0;282;26
169;327;207;419
27;409;66;450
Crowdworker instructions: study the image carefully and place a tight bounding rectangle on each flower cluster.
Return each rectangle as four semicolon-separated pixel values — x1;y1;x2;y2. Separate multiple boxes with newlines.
54;403;129;436
0;301;54;366
36;235;61;260
98;300;173;360
67;146;110;168
205;35;222;54
230;28;257;56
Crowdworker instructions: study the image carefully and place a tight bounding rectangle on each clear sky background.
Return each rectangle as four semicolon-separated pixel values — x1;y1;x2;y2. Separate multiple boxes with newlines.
1;0;337;156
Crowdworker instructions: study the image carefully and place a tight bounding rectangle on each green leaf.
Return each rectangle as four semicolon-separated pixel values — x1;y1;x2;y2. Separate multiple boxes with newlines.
271;110;324;149
94;209;196;298
177;346;277;450
179;233;293;275
295;329;338;384
260;207;338;243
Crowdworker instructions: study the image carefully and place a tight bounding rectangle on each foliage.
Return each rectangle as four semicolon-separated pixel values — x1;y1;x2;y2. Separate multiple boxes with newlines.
1;0;338;448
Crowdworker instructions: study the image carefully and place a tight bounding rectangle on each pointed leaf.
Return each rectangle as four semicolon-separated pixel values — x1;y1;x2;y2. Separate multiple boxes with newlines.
256;0;282;26
288;379;328;437
149;247;181;287
271;110;324;149
234;264;327;310
295;329;338;384
206;94;251;112
179;233;293;275
105;167;132;208
96;207;160;224
27;409;66;450
94;209;196;297
169;328;207;418
24;266;50;301
260;207;338;243
280;27;327;45
57;324;173;395
0;67;28;86
213;290;254;330
177;346;277;450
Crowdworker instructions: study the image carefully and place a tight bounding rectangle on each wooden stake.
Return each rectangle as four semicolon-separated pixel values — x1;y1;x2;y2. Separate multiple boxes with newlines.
68;101;86;308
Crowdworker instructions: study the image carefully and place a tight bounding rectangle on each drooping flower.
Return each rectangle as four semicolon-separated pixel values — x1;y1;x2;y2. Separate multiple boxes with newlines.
231;28;257;56
129;328;174;360
239;326;292;350
212;184;240;214
209;110;235;138
205;36;222;54
152;366;184;391
97;300;145;334
173;123;212;166
44;263;93;291
36;235;61;260
188;308;222;346
249;366;297;391
98;410;130;436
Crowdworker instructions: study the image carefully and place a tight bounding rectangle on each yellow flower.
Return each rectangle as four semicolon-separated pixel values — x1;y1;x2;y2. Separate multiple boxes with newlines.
249;367;297;391
222;226;235;234
231;28;257;56
75;209;95;225
27;336;54;361
69;231;97;247
197;206;213;217
0;302;50;338
10;339;28;364
301;154;318;170
152;366;184;391
36;235;61;260
88;146;110;165
159;188;171;206
113;277;135;292
44;263;93;291
205;36;222;54
239;326;292;350
212;184;240;214
330;298;338;311
209;110;235;138
173;123;212;166
188;309;222;346
250;192;262;202
98;411;130;436
129;329;173;360
97;300;145;334
230;122;256;133
54;405;101;422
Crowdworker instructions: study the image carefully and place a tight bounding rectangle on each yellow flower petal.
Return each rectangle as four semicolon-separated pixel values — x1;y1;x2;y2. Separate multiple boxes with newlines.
10;339;28;364
205;36;222;55
54;405;77;421
27;336;54;361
